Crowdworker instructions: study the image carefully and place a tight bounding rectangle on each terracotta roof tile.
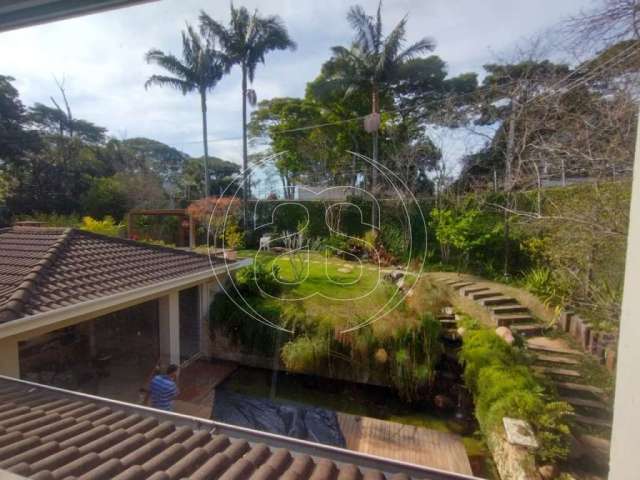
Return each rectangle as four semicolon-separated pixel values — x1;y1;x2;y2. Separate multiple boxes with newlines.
0;227;221;323
0;377;476;480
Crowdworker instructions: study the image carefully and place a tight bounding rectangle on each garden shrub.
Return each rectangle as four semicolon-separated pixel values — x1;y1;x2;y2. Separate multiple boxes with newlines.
522;267;569;308
460;326;573;464
80;216;124;237
209;291;283;356
236;261;281;296
223;217;245;250
281;335;329;373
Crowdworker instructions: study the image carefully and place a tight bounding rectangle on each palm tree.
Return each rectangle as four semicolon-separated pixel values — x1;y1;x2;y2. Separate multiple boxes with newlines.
145;25;225;198
326;1;435;193
200;5;296;223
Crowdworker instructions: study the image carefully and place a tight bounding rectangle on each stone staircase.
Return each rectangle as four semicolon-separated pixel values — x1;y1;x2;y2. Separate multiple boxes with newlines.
440;277;612;430
443;278;545;337
436;275;612;474
436;308;460;341
527;338;613;432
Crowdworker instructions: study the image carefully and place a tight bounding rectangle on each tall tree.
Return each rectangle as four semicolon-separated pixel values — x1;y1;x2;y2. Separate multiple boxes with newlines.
323;1;435;194
200;5;296;222
145;24;225;197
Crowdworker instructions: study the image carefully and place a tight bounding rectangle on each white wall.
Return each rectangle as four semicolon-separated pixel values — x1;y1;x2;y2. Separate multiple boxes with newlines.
609;110;640;479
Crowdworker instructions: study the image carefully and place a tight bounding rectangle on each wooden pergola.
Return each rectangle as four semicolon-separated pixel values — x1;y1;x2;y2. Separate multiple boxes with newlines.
127;209;196;249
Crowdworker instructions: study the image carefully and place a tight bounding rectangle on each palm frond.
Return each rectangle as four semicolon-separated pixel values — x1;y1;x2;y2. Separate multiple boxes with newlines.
144;75;194;95
397;37;436;62
145;49;193;81
374;1;383;52
347;4;376;53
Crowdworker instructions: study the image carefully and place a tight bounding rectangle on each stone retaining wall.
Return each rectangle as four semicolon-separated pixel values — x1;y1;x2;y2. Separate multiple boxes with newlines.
487;430;541;480
557;310;617;372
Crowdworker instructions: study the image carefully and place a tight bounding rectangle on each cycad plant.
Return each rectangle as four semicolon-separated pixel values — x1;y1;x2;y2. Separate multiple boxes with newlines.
145;25;225;197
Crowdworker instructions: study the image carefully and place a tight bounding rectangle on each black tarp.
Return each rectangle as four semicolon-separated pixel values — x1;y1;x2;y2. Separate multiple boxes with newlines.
212;390;346;448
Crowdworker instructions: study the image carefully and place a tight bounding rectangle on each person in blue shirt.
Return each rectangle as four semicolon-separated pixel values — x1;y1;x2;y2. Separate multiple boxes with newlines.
146;364;179;411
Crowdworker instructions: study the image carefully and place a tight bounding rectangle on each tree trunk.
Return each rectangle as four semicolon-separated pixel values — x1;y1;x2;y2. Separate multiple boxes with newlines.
200;90;210;199
371;85;380;193
242;63;249;228
503;97;518;277
371;85;379;230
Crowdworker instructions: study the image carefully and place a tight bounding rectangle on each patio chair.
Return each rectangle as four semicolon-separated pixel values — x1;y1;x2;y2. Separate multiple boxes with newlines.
259;235;272;250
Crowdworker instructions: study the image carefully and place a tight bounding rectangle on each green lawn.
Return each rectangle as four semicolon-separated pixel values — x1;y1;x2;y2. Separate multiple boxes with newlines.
240;249;418;334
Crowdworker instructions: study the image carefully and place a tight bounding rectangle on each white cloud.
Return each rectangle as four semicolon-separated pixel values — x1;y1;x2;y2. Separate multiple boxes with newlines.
0;0;593;165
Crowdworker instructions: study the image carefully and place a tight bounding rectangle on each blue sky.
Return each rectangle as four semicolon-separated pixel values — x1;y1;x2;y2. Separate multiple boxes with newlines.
0;0;594;169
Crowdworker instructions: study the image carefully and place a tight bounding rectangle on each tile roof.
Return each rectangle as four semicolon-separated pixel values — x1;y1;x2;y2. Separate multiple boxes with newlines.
0;227;219;323
0;377;473;480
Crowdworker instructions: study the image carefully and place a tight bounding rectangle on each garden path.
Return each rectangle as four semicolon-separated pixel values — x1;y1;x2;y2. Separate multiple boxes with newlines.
430;273;613;474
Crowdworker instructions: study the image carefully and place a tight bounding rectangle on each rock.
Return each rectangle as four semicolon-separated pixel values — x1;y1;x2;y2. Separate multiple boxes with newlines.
538;464;558;480
396;278;405;289
374;348;388;364
337;267;352;273
496;326;515;345
389;270;404;281
443;306;454;315
457;327;466;337
503;417;538;449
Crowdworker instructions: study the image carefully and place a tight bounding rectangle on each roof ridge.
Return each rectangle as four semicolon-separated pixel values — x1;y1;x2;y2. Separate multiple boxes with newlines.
69;228;210;259
0;228;72;323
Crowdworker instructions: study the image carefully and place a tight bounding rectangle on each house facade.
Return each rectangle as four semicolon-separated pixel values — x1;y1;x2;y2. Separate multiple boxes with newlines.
0;226;248;381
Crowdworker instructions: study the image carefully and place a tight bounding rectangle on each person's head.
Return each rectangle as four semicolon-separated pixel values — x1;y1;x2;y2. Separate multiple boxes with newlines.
166;364;179;380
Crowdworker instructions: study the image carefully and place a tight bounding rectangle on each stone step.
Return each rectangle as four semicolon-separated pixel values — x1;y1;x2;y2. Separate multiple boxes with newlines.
555;381;606;398
480;296;520;307
469;291;504;300
490;304;530;315
440;329;461;341
526;343;581;357
437;314;455;321
439;319;457;327
534;354;581;366
533;366;582;378
494;314;535;327
510;323;544;337
451;282;475;290
560;396;609;411
461;286;490;295
574;414;612;429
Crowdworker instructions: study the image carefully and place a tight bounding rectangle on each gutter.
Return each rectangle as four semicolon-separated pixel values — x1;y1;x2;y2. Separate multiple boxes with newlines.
0;374;481;480
0;0;159;33
0;258;251;340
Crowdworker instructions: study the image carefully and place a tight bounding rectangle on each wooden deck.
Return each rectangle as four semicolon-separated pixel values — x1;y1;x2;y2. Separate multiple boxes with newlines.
174;359;237;418
337;412;473;476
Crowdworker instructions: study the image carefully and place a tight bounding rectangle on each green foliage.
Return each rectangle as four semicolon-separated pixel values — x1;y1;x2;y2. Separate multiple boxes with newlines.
80;216;124;237
209;292;281;356
281;335;329;373
83;176;129;220
460;326;573;464
16;213;81;228
236;261;282;296
515;181;631;327
223;217;245;250
389;314;443;402
379;221;406;259
522;267;568;307
430;206;503;271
